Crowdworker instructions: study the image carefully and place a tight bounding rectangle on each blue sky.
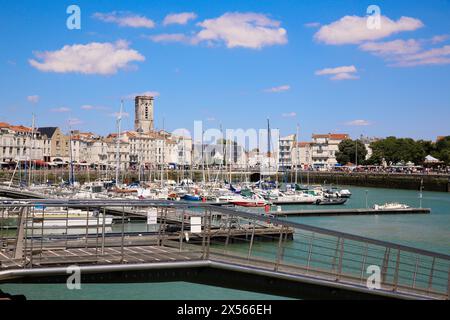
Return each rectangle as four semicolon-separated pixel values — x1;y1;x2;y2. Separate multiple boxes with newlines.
0;0;449;141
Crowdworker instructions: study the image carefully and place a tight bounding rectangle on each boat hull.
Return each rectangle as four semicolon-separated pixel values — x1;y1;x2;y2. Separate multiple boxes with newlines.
231;201;267;208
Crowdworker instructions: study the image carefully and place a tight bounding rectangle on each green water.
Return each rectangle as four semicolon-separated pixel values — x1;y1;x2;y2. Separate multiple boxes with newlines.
1;186;449;299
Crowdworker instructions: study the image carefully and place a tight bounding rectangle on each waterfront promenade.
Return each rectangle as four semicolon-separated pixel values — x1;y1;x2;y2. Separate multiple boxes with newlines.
2;168;449;192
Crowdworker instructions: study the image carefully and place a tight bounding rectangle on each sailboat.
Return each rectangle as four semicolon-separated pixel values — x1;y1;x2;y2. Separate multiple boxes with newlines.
230;193;268;207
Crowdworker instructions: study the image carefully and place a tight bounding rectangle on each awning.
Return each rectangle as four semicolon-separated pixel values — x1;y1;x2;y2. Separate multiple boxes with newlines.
425;155;439;162
32;160;47;166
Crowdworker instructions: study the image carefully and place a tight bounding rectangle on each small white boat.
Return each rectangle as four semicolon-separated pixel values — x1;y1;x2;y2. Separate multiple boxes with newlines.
373;203;411;210
26;207;114;228
27;217;113;228
339;189;352;198
274;192;320;204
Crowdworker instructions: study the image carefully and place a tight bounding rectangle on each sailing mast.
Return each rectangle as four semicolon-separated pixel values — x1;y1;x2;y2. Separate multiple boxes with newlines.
28;114;36;186
68;121;74;187
160;117;165;188
295;123;299;185
267;118;271;179
115;100;124;188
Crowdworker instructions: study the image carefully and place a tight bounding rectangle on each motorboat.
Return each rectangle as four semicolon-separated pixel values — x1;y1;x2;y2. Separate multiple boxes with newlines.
230;194;268;208
315;198;347;205
273;192;320;205
26;207;114;228
339;189;352;198
373;203;411;210
181;194;202;201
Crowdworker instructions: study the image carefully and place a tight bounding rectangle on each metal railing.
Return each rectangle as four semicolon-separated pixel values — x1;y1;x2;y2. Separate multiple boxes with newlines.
0;199;449;299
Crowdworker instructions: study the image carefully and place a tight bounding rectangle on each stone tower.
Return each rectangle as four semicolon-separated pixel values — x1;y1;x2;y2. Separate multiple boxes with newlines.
134;96;154;132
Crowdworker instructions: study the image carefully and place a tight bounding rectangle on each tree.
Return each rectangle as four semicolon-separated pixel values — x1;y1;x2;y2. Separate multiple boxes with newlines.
336;139;367;165
417;140;435;156
368;136;426;165
435;136;450;164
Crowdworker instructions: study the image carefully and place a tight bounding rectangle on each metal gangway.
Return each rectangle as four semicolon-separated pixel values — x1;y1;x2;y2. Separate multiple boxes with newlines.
0;199;449;300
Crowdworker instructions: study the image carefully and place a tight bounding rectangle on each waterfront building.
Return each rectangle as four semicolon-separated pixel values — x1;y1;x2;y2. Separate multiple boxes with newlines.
278;134;297;171
69;131;97;165
292;142;312;169
85;138;108;169
311;133;349;169
360;136;379;160
104;134;130;170
0;122;43;165
37;127;70;163
192;141;246;169
125;131;156;169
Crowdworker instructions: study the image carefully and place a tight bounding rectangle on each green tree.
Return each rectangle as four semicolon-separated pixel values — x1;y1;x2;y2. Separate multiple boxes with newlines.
336;139;367;165
435;136;450;164
368;137;426;165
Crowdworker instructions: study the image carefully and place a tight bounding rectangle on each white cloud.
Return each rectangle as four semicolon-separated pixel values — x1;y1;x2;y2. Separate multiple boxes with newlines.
330;73;359;81
305;22;321;28
359;39;422;56
146;33;193;44
110;111;130;119
430;35;450;44
29;40;145;75
282;112;297;118
81;105;108;111
358;37;450;67
394;45;450;67
264;85;291;93
163;12;197;26
125;91;160;100
315;65;357;75
51;107;71;113
27;95;40;103
345;119;371;126
93;12;155;28
314;15;423;45
315;65;359;81
195;12;288;49
68;118;84;126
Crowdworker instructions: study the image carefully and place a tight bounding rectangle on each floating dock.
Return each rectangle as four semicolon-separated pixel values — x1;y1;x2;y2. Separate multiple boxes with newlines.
272;207;431;217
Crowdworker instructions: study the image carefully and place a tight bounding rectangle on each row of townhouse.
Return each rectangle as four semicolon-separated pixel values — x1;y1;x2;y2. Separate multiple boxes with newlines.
290;134;376;170
246;133;351;171
0;122;46;164
70;130;193;170
0;122;193;169
0;120;373;172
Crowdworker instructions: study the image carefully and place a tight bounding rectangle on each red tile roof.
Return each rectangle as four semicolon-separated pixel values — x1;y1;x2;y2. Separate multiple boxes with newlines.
329;134;349;140
312;133;349;140
9;125;32;133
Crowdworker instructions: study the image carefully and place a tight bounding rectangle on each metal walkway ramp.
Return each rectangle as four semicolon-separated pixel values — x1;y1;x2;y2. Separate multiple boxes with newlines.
1;199;449;300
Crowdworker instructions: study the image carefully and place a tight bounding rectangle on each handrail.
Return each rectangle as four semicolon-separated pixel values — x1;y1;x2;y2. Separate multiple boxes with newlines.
1;198;449;261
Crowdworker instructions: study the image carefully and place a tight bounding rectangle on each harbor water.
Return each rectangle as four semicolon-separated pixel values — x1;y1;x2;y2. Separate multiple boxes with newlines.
1;186;449;299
